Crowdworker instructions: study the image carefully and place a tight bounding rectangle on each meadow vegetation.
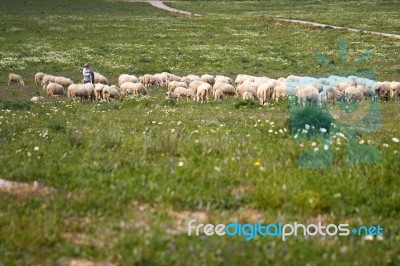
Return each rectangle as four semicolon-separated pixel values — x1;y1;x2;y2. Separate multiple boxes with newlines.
0;0;399;265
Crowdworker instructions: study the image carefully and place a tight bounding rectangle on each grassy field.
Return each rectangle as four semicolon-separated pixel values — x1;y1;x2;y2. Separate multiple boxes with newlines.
0;0;400;265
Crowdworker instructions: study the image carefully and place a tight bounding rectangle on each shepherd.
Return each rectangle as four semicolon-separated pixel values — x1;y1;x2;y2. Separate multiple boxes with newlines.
82;63;95;84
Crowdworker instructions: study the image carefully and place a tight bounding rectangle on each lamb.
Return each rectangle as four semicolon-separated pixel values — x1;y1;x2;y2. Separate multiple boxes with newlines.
54;76;73;88
214;89;224;101
168;81;188;92
201;74;215;85
256;82;274;105
118;74;139;86
30;96;45;103
297;85;320;107
34;72;46;85
94;72;109;85
174;87;195;101
94;84;105;101
212;82;236;96
67;83;95;102
345;86;363;102
46;82;65;97
376;81;391;100
103;85;120;101
165;91;177;100
242;91;255;100
8;73;25;86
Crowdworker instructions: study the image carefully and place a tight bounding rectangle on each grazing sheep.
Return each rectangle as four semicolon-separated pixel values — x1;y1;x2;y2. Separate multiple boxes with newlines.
197;83;212;98
356;84;370;100
118;74;139;86
165;91;177;100
297;85;320;107
335;81;355;93
345;86;363;102
235;74;255;85
181;74;201;85
54;76;73;88
120;82;147;96
94;83;105;101
214;89;224;101
168;81;188;92
67;83;95;102
256;82;274;105
242;91;255;100
201;74;215;85
189;80;205;95
140;74;162;87
103;86;120;101
34;72;46;85
41;75;57;86
8;73;25;86
236;83;257;98
166;73;181;87
94;72;109;85
324;87;342;104
46;82;65;97
109;85;120;92
196;87;209;103
215;75;233;84
30;96;45;103
174;86;195;101
376;81;391;100
213;82;236;96
390;81;400;100
273;84;287;102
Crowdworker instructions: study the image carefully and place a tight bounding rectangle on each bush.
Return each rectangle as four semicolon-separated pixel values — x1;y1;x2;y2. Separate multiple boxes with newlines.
288;106;334;138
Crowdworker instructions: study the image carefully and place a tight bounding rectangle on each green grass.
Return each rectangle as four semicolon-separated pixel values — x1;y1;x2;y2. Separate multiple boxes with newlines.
168;0;400;35
0;0;400;265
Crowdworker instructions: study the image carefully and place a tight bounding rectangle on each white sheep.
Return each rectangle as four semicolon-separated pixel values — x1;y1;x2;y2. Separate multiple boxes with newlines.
201;74;215;85
235;74;255;85
273;84;287;102
297;85;320;107
139;74;162;87
236;83;257;98
165;91;177;100
41;75;56;86
345;86;363;102
8;73;25;86
242;91;255;100
189;80;205;95
256;82;274;105
174;87;195;101
30;96;45;103
46;82;65;97
181;74;201;85
94;84;105;101
103;85;120;101
390;81;400;100
55;76;73;88
197;83;212;99
196;87;209;103
215;75;233;84
212;82;236;96
34;72;46;85
94;72;109;85
118;74;139;86
67;83;95;102
214;89;224;101
168;81;188;92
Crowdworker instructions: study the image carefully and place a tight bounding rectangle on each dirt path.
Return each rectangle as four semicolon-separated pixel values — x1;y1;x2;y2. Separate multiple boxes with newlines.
276;19;400;39
122;0;201;16
122;1;400;39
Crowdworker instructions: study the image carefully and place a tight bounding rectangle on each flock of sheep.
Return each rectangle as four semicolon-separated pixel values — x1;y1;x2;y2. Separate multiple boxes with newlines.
7;72;400;105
